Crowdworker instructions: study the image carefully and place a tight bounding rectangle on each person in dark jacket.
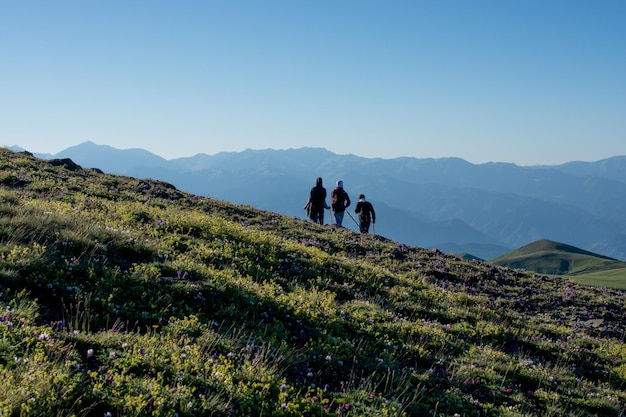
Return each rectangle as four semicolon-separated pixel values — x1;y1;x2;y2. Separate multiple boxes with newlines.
354;194;376;233
331;180;351;227
304;177;328;224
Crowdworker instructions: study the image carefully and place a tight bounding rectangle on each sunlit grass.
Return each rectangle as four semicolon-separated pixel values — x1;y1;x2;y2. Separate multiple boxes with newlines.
568;267;626;290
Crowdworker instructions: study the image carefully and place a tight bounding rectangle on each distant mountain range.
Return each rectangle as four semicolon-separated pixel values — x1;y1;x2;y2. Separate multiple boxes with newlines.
11;141;626;261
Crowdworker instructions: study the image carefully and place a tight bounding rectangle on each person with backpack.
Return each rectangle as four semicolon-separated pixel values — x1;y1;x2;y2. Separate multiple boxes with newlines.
331;180;351;227
304;177;329;224
354;194;376;233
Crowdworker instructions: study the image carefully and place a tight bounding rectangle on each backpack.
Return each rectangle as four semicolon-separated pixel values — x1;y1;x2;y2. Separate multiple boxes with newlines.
331;188;347;211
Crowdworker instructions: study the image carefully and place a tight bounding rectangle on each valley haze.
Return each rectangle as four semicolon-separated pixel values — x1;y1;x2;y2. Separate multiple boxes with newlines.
12;141;626;261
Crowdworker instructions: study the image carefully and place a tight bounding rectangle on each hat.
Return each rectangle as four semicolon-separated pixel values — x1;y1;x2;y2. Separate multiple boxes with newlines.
337;180;343;188
359;194;365;199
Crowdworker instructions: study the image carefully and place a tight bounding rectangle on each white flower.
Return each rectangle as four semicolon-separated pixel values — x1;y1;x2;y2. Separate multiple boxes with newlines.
87;349;94;358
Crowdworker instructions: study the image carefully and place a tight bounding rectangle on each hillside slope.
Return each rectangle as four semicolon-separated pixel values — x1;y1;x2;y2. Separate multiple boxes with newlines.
491;239;626;276
45;142;626;260
0;148;625;417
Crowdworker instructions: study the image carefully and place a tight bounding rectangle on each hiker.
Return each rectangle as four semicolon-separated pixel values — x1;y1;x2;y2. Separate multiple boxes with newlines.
354;194;376;233
331;180;351;227
304;177;328;224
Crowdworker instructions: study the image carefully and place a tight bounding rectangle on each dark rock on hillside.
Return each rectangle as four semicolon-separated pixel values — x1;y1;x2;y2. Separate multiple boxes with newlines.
49;158;82;172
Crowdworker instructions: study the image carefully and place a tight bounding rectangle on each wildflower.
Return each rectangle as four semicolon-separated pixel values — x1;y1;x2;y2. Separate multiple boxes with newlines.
104;413;112;417
87;349;94;358
38;332;50;341
325;355;332;362
280;384;287;391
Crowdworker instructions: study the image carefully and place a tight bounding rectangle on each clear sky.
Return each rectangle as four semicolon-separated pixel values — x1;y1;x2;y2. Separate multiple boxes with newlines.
2;1;625;166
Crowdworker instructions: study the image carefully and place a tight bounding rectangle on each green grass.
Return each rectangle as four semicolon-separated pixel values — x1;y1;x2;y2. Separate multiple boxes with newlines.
490;238;626;289
490;238;626;281
0;147;625;417
567;267;626;290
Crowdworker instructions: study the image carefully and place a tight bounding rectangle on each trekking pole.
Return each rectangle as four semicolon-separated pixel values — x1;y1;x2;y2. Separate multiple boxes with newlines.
346;211;360;229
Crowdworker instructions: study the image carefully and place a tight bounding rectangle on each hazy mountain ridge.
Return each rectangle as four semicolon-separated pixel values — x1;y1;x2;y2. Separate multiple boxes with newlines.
13;141;626;260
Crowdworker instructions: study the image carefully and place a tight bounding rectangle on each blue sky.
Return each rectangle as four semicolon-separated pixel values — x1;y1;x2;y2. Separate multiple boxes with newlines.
2;1;625;165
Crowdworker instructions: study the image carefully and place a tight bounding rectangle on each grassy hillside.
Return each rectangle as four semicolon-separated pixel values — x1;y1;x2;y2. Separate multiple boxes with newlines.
0;148;625;417
567;267;626;290
491;239;626;273
490;239;626;289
